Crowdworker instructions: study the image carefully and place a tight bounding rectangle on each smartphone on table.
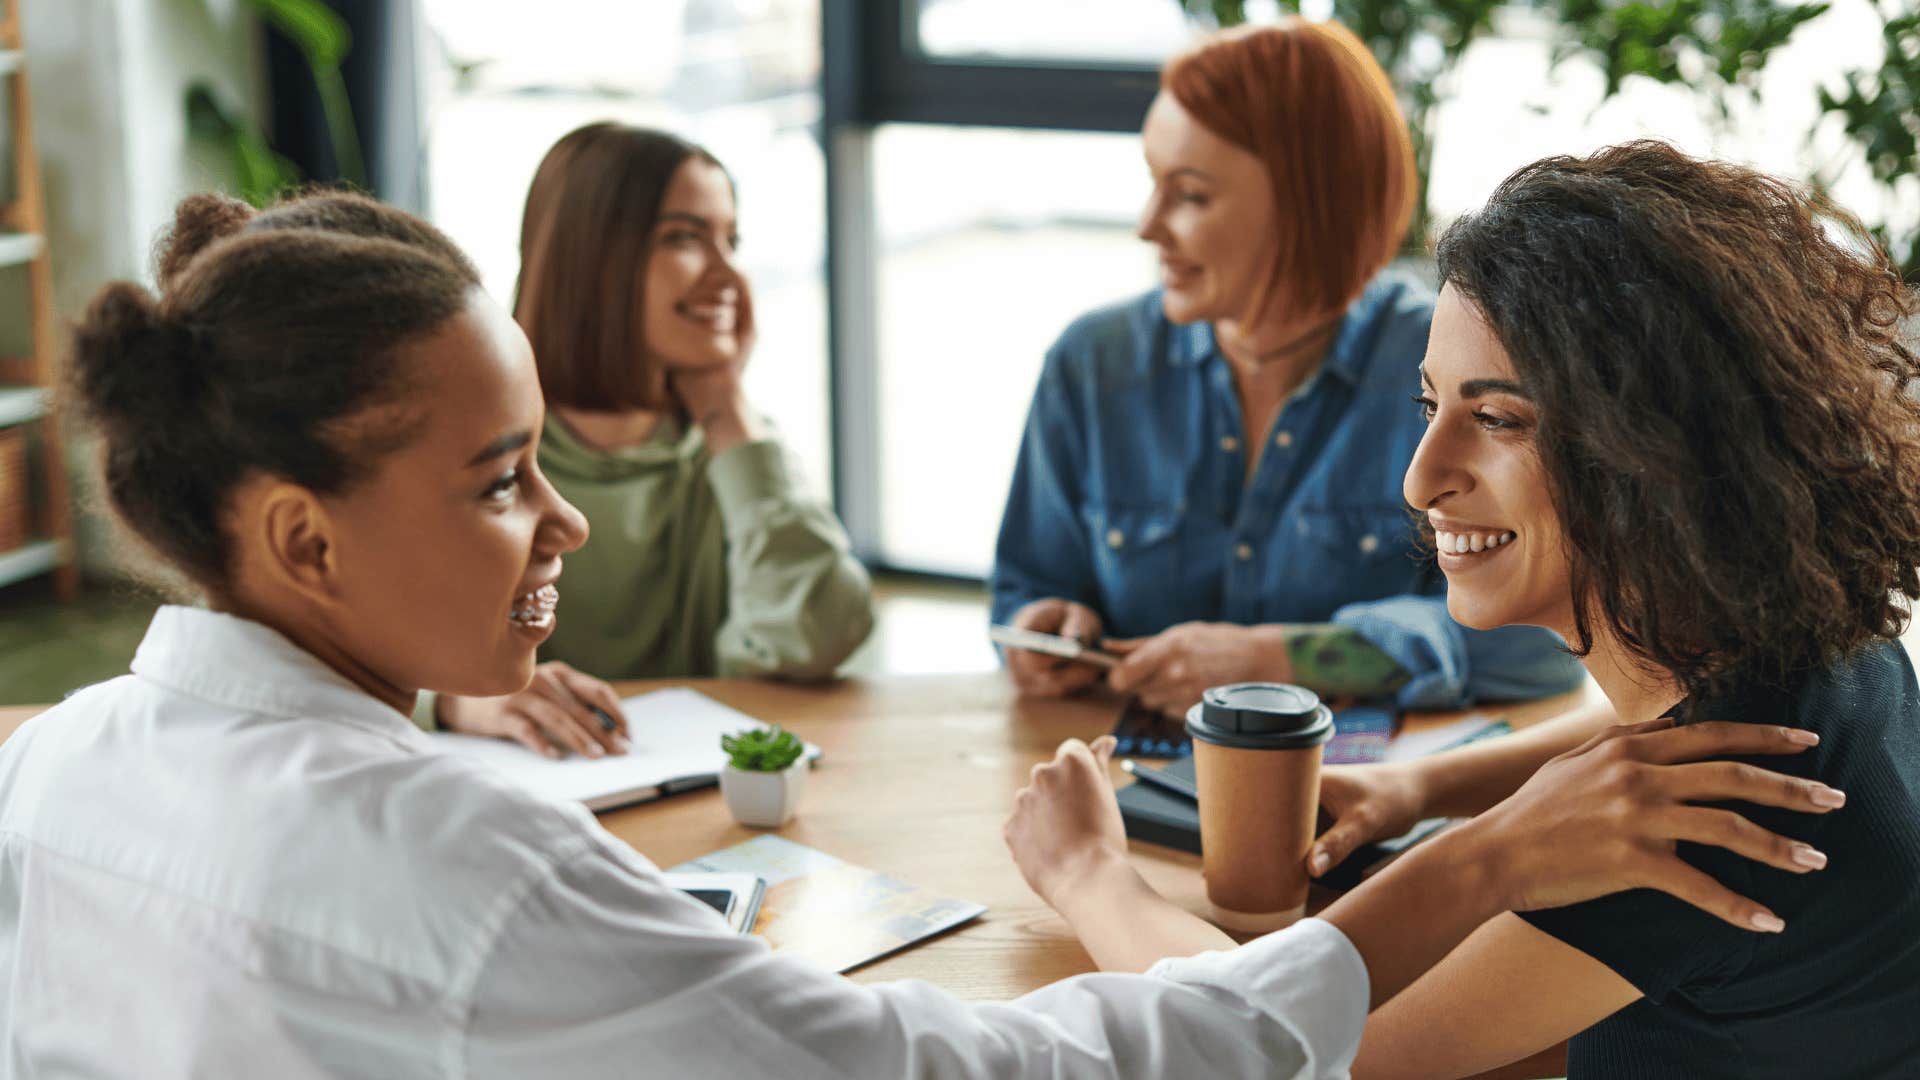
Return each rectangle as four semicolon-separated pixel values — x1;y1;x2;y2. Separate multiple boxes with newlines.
989;624;1120;669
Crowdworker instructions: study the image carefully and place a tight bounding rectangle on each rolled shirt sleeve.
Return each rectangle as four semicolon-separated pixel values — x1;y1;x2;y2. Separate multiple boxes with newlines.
1332;594;1586;710
705;438;875;679
466;835;1371;1080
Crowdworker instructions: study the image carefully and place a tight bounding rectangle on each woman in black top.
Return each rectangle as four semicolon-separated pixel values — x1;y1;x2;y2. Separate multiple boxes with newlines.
1347;142;1920;1079
1005;140;1920;1079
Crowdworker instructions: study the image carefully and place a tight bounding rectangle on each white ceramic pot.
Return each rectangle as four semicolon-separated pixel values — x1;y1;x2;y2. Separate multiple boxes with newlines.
720;760;807;827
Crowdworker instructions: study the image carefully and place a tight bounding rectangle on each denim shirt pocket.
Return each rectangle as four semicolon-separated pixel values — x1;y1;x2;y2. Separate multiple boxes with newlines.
1286;505;1425;615
1079;502;1184;633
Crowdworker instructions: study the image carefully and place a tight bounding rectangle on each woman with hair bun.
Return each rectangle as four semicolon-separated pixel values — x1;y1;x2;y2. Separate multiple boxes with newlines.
0;188;1839;1077
992;19;1581;721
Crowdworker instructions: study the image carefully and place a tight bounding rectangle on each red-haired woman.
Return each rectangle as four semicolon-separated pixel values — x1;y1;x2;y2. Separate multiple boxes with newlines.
992;20;1580;719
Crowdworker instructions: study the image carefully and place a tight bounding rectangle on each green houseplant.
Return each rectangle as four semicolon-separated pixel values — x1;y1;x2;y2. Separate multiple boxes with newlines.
187;0;367;207
719;727;808;827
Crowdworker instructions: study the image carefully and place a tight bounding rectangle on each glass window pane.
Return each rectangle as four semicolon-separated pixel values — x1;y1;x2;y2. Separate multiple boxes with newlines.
416;0;831;493
873;125;1155;576
911;0;1198;66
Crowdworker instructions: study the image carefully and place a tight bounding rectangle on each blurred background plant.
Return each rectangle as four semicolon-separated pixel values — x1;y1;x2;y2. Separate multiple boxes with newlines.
186;0;365;206
1180;0;1914;278
1810;1;1916;280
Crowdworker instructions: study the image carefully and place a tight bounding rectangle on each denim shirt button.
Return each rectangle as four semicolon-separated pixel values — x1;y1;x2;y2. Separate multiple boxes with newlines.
1107;528;1125;550
1274;430;1294;448
1359;533;1379;554
1235;542;1254;561
1219;435;1239;452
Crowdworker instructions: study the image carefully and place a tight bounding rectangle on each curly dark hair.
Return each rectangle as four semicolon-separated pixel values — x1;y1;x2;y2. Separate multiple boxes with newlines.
1435;140;1920;700
67;190;480;593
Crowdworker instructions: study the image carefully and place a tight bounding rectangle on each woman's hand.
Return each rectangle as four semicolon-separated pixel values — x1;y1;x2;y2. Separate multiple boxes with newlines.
1309;763;1431;878
1004;598;1108;698
438;661;631;759
1471;717;1842;931
1104;622;1291;716
667;277;760;454
1003;735;1130;907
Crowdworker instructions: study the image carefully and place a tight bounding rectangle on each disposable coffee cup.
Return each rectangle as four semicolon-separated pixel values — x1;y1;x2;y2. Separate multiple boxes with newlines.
1185;682;1334;933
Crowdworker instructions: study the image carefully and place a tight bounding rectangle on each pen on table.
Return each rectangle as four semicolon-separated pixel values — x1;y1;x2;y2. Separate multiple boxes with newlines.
1120;758;1199;801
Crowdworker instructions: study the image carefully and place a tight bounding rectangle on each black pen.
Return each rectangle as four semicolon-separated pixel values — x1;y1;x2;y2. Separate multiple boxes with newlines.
1120;758;1199;801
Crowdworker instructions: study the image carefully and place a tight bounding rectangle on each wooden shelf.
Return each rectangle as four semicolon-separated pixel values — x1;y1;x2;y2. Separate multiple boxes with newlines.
0;233;42;267
0;538;63;589
0;386;43;428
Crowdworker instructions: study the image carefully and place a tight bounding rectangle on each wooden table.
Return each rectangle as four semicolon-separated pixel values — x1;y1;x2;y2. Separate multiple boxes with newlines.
0;674;1595;1077
574;675;1595;1000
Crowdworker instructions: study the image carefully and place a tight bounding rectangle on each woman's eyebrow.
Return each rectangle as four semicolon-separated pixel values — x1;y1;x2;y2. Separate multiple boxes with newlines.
465;431;531;468
658;211;712;230
1459;377;1531;400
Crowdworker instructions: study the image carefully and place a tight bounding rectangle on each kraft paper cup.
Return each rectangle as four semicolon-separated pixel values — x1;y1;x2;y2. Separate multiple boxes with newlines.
1186;683;1334;933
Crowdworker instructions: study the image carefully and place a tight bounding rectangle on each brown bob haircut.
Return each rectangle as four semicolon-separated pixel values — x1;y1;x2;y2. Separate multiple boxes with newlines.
1163;19;1416;330
514;122;729;411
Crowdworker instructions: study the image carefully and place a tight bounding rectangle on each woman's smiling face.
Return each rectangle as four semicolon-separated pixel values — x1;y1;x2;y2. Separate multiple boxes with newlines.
1404;285;1575;637
318;290;591;701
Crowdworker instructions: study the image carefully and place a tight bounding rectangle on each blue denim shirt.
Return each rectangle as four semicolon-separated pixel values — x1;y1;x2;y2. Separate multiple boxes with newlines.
990;278;1583;709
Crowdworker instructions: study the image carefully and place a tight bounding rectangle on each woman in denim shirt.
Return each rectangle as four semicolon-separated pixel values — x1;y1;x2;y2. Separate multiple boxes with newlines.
991;19;1580;716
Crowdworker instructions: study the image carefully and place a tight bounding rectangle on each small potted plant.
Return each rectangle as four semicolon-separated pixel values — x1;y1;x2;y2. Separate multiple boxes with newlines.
719;726;807;827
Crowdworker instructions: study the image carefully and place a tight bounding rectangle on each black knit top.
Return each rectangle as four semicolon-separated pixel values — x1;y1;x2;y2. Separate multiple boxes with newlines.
1518;640;1920;1079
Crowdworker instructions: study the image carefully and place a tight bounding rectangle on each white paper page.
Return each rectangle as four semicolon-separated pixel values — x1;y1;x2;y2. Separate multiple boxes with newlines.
427;687;817;808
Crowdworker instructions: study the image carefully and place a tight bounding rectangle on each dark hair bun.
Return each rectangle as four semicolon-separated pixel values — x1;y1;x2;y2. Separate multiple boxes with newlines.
155;193;255;290
68;282;198;430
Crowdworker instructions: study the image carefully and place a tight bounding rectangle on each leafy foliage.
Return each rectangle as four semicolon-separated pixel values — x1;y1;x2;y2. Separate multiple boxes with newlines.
185;0;365;207
1814;2;1919;281
721;726;806;772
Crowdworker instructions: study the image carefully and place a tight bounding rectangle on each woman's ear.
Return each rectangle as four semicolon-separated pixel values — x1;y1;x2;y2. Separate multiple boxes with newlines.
249;480;343;604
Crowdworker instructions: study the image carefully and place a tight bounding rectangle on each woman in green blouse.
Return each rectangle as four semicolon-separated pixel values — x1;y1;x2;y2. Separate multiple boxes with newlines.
429;123;874;756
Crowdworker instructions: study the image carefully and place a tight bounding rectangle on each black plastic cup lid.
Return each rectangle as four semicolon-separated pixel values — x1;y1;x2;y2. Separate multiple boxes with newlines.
1185;682;1334;751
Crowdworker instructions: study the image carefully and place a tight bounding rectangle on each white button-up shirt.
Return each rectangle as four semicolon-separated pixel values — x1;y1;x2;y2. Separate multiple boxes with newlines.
0;606;1369;1078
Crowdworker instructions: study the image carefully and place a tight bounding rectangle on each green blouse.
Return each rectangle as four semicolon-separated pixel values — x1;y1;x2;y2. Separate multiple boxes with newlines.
532;412;874;680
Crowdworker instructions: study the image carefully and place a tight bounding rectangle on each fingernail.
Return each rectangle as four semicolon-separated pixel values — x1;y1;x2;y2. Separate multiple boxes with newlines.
615;737;632;754
544;747;561;760
1310;851;1331;876
586;743;603;758
1791;843;1827;869
1783;727;1820;746
1811;786;1847;808
1750;911;1786;933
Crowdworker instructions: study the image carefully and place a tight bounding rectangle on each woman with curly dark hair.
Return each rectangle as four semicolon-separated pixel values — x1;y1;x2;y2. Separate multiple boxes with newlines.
1006;141;1920;1078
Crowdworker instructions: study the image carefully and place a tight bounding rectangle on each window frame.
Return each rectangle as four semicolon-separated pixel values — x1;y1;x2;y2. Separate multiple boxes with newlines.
822;0;1161;574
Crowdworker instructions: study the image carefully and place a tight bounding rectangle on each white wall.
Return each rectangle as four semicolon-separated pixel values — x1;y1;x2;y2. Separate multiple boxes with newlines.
19;0;262;573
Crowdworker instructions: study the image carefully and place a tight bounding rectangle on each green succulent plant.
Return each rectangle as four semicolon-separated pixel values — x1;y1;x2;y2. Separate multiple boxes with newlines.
721;727;806;772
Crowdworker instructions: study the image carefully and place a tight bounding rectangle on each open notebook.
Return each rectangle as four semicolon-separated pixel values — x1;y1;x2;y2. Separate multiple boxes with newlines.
427;687;820;811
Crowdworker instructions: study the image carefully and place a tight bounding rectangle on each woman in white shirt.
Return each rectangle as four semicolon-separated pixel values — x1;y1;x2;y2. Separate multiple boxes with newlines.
0;189;1839;1078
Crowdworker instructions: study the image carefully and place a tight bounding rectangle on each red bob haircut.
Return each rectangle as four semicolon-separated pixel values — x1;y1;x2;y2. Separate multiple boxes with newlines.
1162;19;1417;330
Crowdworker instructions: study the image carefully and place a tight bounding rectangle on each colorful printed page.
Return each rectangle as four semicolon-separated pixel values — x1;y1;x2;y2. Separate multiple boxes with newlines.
672;835;986;973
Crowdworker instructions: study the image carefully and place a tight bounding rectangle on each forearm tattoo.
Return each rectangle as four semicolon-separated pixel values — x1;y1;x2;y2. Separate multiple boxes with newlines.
1284;624;1410;698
